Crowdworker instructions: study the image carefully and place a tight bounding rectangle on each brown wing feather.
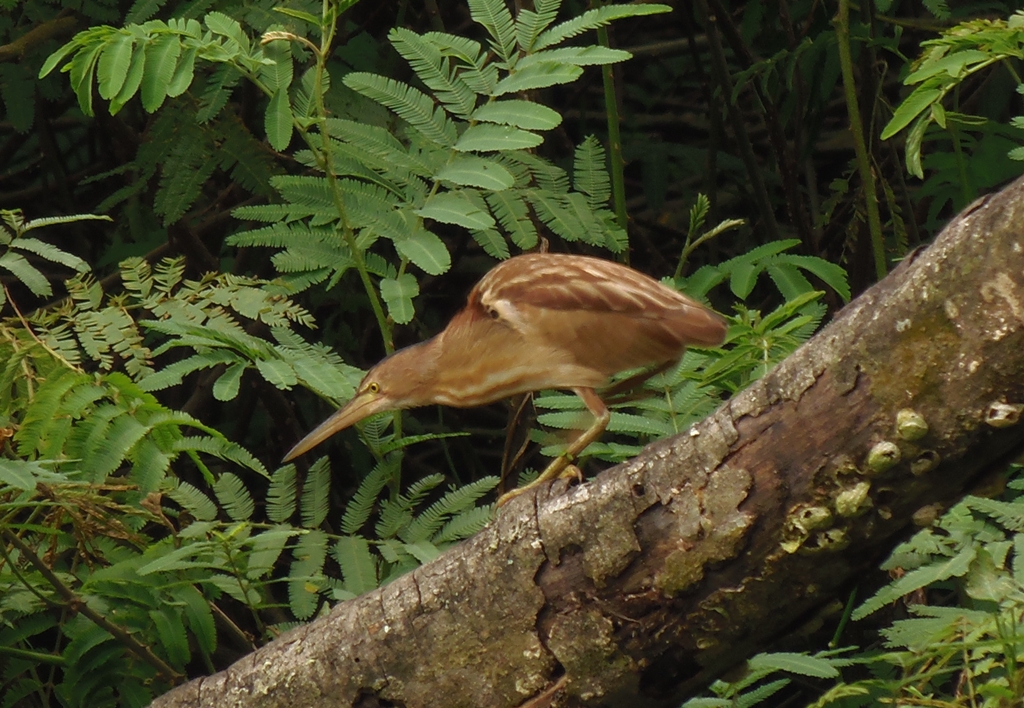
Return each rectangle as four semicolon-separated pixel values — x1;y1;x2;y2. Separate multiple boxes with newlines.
472;253;727;353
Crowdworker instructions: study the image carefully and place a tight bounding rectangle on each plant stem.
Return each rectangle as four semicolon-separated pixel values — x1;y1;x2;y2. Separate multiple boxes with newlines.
312;12;394;354
834;0;887;280
696;0;780;243
1;528;183;683
594;7;628;263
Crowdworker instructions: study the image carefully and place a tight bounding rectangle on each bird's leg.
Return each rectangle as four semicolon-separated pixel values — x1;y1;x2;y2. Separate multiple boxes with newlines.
499;392;534;495
496;387;610;507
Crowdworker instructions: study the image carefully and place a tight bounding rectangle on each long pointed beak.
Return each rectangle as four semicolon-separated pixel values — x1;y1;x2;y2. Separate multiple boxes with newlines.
282;391;392;462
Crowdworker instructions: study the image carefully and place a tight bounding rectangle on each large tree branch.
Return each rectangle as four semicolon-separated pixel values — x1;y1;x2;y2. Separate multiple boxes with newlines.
153;176;1024;708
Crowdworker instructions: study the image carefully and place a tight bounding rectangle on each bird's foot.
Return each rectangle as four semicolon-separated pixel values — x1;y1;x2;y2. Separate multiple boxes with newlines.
559;464;583;483
496;457;583;507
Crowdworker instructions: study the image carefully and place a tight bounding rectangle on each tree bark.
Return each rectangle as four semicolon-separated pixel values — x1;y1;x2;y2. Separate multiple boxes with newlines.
153;176;1024;708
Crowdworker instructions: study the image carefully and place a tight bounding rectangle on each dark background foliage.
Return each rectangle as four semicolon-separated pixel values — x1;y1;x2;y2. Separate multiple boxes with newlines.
3;0;1024;705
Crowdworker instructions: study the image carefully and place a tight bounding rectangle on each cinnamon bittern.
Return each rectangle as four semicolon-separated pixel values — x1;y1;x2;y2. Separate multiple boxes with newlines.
283;253;727;505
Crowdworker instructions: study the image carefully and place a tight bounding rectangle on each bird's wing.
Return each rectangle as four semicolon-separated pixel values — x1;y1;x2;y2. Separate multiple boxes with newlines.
472;254;726;358
476;254;703;317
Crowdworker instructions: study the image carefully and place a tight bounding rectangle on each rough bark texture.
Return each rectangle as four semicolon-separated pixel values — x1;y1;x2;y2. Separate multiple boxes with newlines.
152;176;1024;708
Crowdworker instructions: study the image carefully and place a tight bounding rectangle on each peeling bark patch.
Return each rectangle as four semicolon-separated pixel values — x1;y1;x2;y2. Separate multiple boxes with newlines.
536;474;642;586
980;272;1024;331
655;466;754;595
546;609;639;701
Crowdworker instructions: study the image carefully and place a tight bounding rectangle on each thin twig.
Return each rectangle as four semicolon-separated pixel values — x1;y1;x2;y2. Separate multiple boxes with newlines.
834;0;887;279
3;284;83;373
1;528;184;683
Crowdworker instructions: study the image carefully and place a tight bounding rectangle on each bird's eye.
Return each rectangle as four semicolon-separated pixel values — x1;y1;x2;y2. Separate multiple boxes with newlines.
487;306;500;320
367;382;380;394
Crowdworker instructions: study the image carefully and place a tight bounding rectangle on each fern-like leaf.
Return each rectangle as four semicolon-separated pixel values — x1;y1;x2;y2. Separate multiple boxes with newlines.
267;464;298;523
533;4;672;52
400;477;499;543
573;135;610;209
343;73;458;147
468;0;518;64
213;473;255;521
333;535;379;595
167;481;219;521
390;28;478;119
300;456;331;528
288;529;327;620
515;0;561;53
341;457;397;535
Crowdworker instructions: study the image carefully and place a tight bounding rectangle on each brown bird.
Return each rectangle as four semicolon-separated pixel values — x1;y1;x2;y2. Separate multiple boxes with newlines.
283;253;727;505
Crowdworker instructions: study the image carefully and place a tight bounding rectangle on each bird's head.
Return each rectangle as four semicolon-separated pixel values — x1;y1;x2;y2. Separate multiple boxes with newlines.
282;341;438;461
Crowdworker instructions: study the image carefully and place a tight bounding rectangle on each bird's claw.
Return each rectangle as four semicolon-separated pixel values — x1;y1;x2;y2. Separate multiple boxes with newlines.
558;464;583;483
495;460;584;508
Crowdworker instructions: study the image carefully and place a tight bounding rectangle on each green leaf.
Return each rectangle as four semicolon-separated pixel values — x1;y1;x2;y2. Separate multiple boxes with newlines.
493;62;583;95
343;72;458;147
517;46;632;68
903;113;929;178
573;135;610;207
141;33;181;112
109;36;147;115
416;191;496;230
260;39;294;93
468;0;517;63
97;33;133;100
456;123;543;152
212;362;245;401
173;585;217;657
274;7;321;24
533;4;672;51
247;525;299;578
167;46;197;97
205;12;248;48
395;229;452;275
434;506;495;544
267;464;297;523
380;273;419;324
608;412;673;436
436;155;515;190
150;608;190;668
301;457;331;527
290;358;358;400
0;252;51;297
766;263;814;301
778;254;851;301
254;358;298;389
403;540;440;564
881;85;942;140
334;536;379;595
39;35;83;79
853;545;977;620
341;458;394;535
213;473;255;521
729;260;758;299
0;459;63;490
265;88;294;151
472;100;562;130
486;191;537;248
289;529;327;619
905;50;989;84
747;652;840;679
471;228;510;258
389;27;477;119
85;411;148;480
69;42;102;115
10;237;89;271
167;481;218;521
